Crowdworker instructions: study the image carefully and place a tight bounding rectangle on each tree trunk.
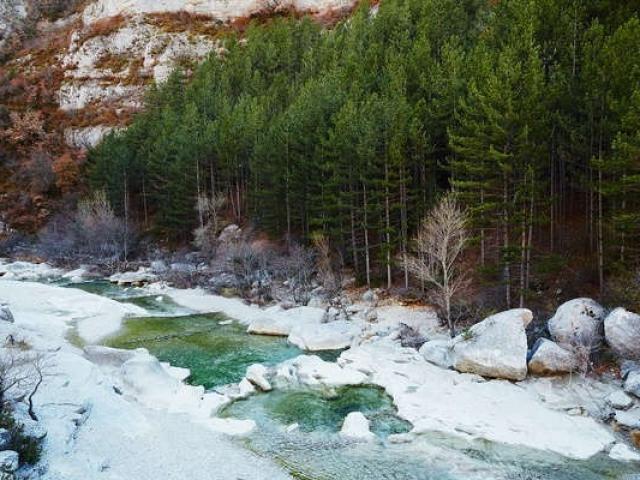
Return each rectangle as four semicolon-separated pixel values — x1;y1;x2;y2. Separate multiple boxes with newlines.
384;160;392;290
503;172;511;308
363;181;371;288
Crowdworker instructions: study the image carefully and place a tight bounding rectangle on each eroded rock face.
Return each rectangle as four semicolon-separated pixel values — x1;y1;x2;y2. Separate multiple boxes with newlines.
527;338;578;376
82;0;356;25
547;298;605;350
605;308;640;360
451;309;532;381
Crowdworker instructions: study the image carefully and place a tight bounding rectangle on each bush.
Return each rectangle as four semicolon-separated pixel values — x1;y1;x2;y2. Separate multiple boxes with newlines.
0;408;42;466
38;191;135;265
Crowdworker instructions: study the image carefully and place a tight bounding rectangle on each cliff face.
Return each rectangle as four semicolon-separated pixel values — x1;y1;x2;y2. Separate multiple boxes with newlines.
0;0;356;233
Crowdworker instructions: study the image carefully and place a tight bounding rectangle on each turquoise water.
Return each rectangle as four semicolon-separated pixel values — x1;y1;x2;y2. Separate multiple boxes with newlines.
222;386;412;437
106;314;309;388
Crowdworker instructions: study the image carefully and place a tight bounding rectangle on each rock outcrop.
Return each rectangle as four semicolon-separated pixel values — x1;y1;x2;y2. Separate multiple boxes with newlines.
451;309;532;381
527;338;578;376
547;298;605;350
245;363;272;391
274;355;366;394
605;308;640;360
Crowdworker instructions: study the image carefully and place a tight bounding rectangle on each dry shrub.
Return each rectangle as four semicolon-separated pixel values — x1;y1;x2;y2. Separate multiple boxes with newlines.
95;53;130;72
146;12;220;37
632;430;640;449
82;15;126;42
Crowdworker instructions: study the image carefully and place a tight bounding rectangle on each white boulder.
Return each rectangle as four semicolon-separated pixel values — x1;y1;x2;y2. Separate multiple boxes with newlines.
237;378;256;398
247;306;326;336
245;364;272;391
451;309;532;381
625;371;640;398
527;338;578;376
607;391;635;411
0;450;18;473
0;305;14;323
548;298;605;350
339;412;376;442
288;321;360;351
615;408;640;429
109;267;157;286
609;443;640;462
419;339;453;369
274;355;367;393
605;308;640;360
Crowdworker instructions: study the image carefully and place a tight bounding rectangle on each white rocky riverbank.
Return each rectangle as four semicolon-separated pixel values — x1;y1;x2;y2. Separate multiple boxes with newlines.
0;259;639;478
0;277;291;480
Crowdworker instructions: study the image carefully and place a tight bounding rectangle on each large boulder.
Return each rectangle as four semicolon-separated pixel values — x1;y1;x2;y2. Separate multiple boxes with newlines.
247;306;326;337
548;298;605;350
0;305;14;323
288;321;360;351
527;338;578;376
340;412;376;442
451;309;532;381
605;308;640;360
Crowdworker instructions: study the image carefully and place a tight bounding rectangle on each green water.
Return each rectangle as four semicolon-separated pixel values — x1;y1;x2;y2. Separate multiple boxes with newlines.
106;314;311;388
222;386;412;437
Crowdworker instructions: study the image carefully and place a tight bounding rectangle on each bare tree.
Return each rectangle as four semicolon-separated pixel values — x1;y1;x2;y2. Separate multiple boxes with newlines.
0;341;49;422
406;194;469;338
193;193;226;256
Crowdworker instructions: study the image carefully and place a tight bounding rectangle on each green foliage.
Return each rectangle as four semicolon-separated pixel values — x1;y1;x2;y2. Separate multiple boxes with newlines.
88;0;640;304
0;407;43;466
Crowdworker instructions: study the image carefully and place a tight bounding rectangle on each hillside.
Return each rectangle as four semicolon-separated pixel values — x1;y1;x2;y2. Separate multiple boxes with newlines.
0;0;357;232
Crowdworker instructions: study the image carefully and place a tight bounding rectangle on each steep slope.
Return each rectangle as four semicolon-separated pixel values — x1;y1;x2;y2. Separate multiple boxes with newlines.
0;0;358;233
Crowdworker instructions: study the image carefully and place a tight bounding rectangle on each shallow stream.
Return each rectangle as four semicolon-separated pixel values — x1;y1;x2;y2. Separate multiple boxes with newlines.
64;280;639;479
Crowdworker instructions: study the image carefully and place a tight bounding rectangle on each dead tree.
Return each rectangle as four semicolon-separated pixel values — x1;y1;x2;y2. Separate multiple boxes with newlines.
406;194;469;337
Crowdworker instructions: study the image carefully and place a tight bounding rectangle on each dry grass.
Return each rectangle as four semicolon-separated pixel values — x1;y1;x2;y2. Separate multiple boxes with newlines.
632;430;640;449
146;12;221;37
95;52;130;72
81;15;126;42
